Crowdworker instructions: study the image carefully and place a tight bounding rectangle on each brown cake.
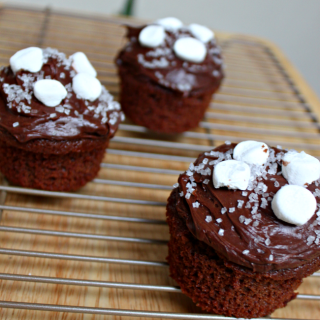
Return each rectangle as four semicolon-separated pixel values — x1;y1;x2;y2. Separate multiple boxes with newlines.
116;18;224;134
167;142;320;318
0;47;124;191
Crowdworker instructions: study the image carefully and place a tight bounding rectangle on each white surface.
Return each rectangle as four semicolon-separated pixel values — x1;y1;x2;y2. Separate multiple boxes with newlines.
10;47;43;73
155;17;183;31
34;79;67;107
213;159;250;190
282;151;320;186
271;185;317;226
7;0;320;98
139;25;166;48
173;37;207;63
233;140;269;166
71;52;97;77
189;23;214;43
72;73;102;101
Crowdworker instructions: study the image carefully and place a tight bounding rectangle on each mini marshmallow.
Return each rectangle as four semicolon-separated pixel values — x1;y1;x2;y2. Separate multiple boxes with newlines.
139;25;166;48
10;47;43;74
233;140;269;165
173;37;207;63
282;151;320;186
213;160;250;190
155;17;183;31
71;52;97;77
271;185;316;226
72;73;102;101
189;23;214;43
34;79;67;107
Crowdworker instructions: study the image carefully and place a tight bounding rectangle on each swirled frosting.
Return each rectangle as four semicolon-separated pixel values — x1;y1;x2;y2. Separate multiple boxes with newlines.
116;25;224;95
174;143;320;272
0;48;124;143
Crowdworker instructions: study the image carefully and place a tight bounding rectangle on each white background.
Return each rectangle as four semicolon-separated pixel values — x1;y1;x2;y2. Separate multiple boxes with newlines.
6;0;320;98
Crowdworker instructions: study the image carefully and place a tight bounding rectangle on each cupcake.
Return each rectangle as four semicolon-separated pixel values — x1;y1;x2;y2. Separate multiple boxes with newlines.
0;47;124;191
116;17;224;134
167;140;320;318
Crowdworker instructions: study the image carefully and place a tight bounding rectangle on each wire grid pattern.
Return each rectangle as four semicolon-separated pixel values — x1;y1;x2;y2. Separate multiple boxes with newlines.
0;4;319;320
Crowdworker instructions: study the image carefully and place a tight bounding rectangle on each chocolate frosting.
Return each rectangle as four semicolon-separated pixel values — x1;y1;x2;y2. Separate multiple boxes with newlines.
116;25;224;96
0;48;123;143
175;143;320;272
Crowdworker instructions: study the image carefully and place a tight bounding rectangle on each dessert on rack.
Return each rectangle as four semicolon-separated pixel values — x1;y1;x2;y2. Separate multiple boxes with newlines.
0;47;124;191
116;17;224;133
167;140;320;318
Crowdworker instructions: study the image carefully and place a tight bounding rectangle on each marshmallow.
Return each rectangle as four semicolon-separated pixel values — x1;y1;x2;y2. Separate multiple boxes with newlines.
173;37;207;63
10;47;43;74
271;185;316;226
71;52;97;77
72;73;102;101
282;151;320;186
156;17;183;31
139;25;166;48
189;23;214;43
34;79;67;107
233;140;269;165
213;160;250;190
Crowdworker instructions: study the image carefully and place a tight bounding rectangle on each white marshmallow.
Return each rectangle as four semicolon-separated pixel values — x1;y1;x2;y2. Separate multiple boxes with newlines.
271;185;316;226
10;47;43;74
233;140;269;165
282;151;320;186
71;52;97;77
189;23;214;43
139;25;166;48
72;73;102;101
34;79;67;107
213;160;250;191
156;17;183;31
173;37;207;63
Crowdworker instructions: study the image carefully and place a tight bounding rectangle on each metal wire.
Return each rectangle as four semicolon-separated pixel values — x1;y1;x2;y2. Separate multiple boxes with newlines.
0;204;167;224
0;301;274;320
0;226;167;245
0;5;319;320
0;185;167;206
0;248;169;267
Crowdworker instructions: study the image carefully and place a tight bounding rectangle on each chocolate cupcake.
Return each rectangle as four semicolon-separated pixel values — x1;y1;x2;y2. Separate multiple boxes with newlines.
116;17;224;134
0;47;124;191
167;140;320;318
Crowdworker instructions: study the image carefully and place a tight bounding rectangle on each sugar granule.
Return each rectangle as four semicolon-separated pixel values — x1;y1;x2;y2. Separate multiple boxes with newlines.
221;207;227;214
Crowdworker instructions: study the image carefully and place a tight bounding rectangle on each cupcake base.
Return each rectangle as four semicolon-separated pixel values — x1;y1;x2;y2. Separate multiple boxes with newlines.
118;68;219;134
166;189;320;318
0;139;108;191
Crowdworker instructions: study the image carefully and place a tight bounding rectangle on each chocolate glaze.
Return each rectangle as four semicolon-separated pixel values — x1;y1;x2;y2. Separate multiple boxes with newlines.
175;143;320;272
116;25;224;96
0;48;123;143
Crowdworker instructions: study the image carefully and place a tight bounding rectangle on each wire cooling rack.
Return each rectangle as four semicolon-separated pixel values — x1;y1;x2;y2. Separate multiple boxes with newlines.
0;4;320;320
